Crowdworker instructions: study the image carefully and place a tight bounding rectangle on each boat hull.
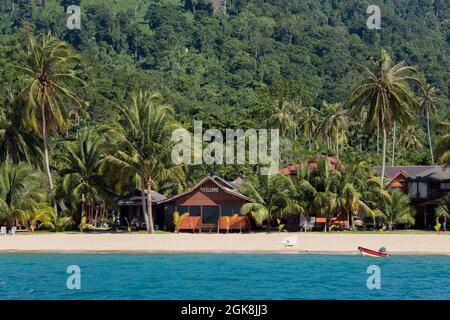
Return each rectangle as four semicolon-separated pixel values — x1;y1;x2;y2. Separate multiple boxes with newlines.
358;247;390;257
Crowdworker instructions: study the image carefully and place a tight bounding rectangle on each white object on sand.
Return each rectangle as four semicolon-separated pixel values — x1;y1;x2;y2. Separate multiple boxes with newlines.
0;227;6;235
281;236;298;247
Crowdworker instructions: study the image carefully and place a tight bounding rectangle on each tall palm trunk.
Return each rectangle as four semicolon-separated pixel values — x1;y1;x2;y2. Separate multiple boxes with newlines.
377;121;380;154
380;124;387;187
335;129;339;159
426;110;434;164
140;177;150;232
391;121;396;166
41;103;57;214
146;179;156;234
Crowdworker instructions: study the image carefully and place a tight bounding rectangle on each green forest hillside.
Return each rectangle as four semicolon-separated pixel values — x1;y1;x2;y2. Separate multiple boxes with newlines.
1;1;448;123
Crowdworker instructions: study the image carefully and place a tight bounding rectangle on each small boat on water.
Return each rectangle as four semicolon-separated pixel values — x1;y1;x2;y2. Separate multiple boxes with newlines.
358;246;390;258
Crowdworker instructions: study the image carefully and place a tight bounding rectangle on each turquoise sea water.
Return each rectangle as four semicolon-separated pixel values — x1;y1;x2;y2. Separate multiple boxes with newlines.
0;253;449;300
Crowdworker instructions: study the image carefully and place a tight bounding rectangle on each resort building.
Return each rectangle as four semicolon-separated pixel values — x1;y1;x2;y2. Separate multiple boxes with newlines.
118;176;252;232
374;166;450;229
117;190;167;230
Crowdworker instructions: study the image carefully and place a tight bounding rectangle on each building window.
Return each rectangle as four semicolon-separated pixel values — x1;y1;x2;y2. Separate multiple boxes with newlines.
408;182;418;198
176;205;189;214
222;205;242;216
418;182;428;199
441;183;450;190
189;206;201;216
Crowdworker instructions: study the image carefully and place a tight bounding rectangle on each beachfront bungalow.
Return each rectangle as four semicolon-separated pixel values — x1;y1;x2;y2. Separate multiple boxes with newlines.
374;166;450;229
159;176;252;232
118;176;252;232
117;190;167;230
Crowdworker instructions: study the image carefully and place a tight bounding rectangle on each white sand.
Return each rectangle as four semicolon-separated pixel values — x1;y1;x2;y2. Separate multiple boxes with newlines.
0;232;450;255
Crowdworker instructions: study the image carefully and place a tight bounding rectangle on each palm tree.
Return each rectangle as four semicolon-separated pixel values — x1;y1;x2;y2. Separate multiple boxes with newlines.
298;106;319;151
334;161;377;229
362;176;391;229
15;34;84;208
318;102;349;158
418;84;439;164
104;91;185;233
398;125;423;150
0;161;52;228
435;131;450;166
382;189;415;230
285;158;340;232
240;174;293;229
436;194;450;232
39;210;74;232
349;49;420;185
268;100;295;138
0;98;42;165
59;128;107;223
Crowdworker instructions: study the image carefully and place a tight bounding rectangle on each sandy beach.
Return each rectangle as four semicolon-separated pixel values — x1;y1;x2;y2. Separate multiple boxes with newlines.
0;232;449;255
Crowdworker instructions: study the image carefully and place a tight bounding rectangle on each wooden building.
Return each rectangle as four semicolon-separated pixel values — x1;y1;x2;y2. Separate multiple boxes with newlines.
375;166;450;229
159;176;252;232
117;176;252;232
117;190;167;230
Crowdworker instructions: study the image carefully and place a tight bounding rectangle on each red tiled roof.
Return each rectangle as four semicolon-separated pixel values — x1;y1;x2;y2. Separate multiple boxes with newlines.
279;156;338;176
389;180;405;189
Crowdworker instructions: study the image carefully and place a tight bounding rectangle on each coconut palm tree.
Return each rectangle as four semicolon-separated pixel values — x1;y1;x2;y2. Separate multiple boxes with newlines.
268;100;295;138
39;210;74;232
15;34;85;208
104;91;185;233
435;132;450;166
298;106;319;151
349;49;420;185
0;161;52;228
240;174;293;229
382;189;415;230
398;125;423;150
362;176;390;229
318;102;349;159
317;103;334;150
0;99;42;165
59;128;107;222
334;161;377;229
286;157;339;232
418;84;439;164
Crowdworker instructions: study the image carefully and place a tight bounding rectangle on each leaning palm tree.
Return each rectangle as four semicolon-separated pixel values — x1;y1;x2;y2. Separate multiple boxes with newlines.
349;49;420;185
240;174;293;229
382;189;415;230
418;84;439;164
268;100;295;138
104;91;185;233
0;161;52;228
14;33;85;208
